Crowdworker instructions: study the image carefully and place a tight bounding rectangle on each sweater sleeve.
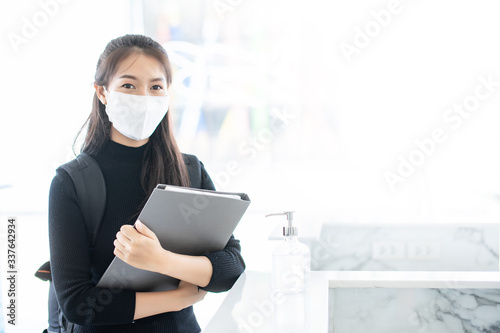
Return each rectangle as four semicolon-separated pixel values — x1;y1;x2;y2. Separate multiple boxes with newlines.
48;169;136;326
198;160;246;293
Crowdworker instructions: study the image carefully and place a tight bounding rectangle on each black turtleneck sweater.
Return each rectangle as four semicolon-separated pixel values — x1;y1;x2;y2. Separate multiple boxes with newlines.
48;140;245;332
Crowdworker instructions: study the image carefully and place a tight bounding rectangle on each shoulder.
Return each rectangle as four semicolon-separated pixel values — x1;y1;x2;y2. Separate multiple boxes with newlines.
49;162;77;205
52;159;75;188
182;153;200;166
57;153;100;174
182;153;215;190
51;153;103;199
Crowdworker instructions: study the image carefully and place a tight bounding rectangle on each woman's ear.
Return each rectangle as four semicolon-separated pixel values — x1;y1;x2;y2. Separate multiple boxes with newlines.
95;84;107;105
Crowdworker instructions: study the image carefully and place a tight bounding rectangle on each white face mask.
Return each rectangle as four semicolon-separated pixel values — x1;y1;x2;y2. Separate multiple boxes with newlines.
104;89;169;141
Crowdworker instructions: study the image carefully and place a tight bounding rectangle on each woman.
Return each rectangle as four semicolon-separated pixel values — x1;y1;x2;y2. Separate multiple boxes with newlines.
48;34;245;332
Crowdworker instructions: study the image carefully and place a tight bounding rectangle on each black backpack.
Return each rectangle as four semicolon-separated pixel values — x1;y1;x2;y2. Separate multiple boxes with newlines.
35;153;106;333
36;152;203;332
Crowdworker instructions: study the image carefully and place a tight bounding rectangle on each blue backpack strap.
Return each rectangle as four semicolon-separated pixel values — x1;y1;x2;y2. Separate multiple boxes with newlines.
58;152;106;248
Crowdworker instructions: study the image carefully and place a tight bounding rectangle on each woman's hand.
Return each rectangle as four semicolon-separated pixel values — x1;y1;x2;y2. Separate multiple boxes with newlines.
114;220;169;272
176;281;207;310
134;281;208;319
114;220;213;287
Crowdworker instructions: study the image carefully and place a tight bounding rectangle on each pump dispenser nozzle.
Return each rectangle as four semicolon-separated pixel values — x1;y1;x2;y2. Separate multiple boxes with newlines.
265;211;297;236
267;210;310;293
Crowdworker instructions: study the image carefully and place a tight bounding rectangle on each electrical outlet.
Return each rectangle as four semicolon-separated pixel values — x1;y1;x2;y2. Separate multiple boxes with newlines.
407;242;441;260
372;242;405;260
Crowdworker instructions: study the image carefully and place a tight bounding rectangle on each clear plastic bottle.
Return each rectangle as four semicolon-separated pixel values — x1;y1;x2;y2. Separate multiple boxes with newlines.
267;211;310;293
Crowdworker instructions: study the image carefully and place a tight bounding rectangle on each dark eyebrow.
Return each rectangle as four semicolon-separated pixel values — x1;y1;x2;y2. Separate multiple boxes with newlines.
118;74;138;80
118;74;165;82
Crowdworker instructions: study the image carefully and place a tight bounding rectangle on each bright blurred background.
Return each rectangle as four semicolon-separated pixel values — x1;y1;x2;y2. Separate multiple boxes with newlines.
1;0;500;331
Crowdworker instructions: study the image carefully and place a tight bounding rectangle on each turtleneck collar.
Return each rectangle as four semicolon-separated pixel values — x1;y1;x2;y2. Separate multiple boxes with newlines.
97;139;149;165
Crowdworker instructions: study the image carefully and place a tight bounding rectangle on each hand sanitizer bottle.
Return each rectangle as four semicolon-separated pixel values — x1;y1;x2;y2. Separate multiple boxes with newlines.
266;211;310;293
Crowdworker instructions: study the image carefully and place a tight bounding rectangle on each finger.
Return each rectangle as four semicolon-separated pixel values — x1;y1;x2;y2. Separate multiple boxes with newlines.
119;225;138;239
113;239;126;253
113;246;124;260
115;230;131;245
135;220;157;240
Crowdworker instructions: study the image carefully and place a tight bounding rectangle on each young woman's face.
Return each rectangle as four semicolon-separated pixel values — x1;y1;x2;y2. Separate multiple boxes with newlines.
95;52;170;146
106;53;168;97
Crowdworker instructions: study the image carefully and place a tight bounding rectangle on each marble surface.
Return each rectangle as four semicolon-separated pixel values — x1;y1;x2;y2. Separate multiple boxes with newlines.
303;224;500;271
328;272;500;333
331;288;500;333
203;271;500;333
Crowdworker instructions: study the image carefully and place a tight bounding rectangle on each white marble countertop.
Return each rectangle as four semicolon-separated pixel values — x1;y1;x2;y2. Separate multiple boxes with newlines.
323;270;500;288
203;270;500;332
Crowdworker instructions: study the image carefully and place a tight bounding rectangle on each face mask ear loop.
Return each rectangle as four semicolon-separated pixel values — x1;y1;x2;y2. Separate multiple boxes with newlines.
102;86;109;106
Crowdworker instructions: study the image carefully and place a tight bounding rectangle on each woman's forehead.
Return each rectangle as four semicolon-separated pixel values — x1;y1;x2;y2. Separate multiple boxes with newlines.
114;53;166;80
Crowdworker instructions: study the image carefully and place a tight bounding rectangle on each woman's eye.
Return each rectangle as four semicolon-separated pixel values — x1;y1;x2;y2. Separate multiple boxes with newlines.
152;85;163;91
122;83;135;89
